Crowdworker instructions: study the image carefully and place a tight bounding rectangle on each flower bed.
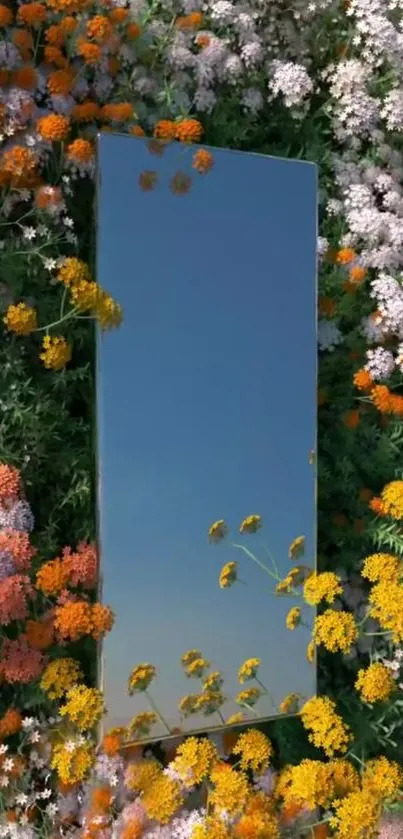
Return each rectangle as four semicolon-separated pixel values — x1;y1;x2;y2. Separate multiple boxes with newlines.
1;0;403;837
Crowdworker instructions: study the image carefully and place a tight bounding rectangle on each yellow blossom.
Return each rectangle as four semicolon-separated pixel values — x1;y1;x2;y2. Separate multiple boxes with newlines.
239;515;262;535
40;657;83;700
185;657;210;678
300;696;351;757
125;758;161;793
355;662;396;704
306;639;316;662
59;685;104;731
369;580;403;641
172;737;218;787
94;288;123;330
40;335;72;370
279;693;300;714
70;279;99;312
208;520;228;543
303;572;343;606
236;688;262;707
361;552;403;584
362;756;403;800
192;817;232;839
235;809;280;839
3;302;37;335
203;671;224;691
288;535;305;560
127;711;158;739
276;576;293;594
178;694;201;716
330;789;382;839
181;650;203;668
209;763;251;817
57;257;92;287
286;606;301;630
142;773;183;823
232;729;273;774
380;481;403;520
328;758;361;798
128;663;156;693
280;759;334;809
313;608;358;653
219;561;238;588
51;740;94;785
238;658;261;684
197;690;225;716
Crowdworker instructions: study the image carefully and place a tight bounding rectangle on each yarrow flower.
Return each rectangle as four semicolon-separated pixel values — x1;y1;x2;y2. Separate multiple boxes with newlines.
128;663;156;693
231;730;273;774
300;696;351;757
355;662;396;703
313;608;358;653
303;572;343;606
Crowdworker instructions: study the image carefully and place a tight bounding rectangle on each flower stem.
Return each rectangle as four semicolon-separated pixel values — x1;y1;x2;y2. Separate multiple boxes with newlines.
145;690;172;736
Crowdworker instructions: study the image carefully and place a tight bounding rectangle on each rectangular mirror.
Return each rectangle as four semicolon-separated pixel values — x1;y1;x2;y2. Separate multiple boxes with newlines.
97;133;317;743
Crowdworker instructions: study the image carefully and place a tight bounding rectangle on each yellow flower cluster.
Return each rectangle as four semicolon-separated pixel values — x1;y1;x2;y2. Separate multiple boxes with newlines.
369;580;403;641
219;561;238;588
172;737;218;786
125;758;161;793
313;608;358;653
232;729;273;774
330;789;382;839
300;696;351;757
128;663;156;693
51;740;94;785
142;773;183;824
59;685;105;731
208;519;228;542
379;480;403;520
278;758;358;810
238;657;261;683
285;606;301;630
239;514;262;534
362;756;402;799
3;302;37;335
57;257;122;330
361;552;403;583
40;335;72;370
40;657;83;700
355;662;396;704
127;711;158;739
209;764;250;817
303;571;343;606
288;535;305;560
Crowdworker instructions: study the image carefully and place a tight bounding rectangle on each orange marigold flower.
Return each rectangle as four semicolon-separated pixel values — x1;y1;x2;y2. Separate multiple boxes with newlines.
66;138;93;164
175;118;203;143
12;28;34;55
60;15;77;33
36;114;70;142
91;603;114;639
72;101;100;122
77;40;101;64
47;0;87;12
390;393;403;416
45;24;65;45
101;103;134;122
43;45;67;67
138;170;158;191
0;708;22;738
153;120;176;141
12;66;37;88
25;617;54;650
195;33;211;48
0;464;21;503
192;148;214;174
54;601;93;641
87;14;112;42
0;5;12;25
336;247;356;265
101;732;122;756
91;786;113;812
36;558;70;596
369;497;386;516
370;384;393;413
126;22;141;38
170;171;191;195
0;529;36;571
129;124;146;137
175;12;203;29
35;185;63;210
109;6;128;23
353;368;373;392
17;2;46;26
47;69;74;95
1;145;37;177
349;265;367;284
342;409;360;429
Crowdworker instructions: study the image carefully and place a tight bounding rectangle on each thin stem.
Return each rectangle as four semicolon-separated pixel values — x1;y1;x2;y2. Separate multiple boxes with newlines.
233;543;278;580
145;690;172;736
262;543;280;578
33;308;78;333
255;678;278;712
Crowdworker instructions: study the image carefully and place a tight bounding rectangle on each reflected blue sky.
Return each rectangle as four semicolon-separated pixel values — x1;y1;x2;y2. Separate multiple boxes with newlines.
97;135;317;738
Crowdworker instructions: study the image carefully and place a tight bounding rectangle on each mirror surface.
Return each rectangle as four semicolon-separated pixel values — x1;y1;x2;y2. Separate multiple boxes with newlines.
97;133;317;742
